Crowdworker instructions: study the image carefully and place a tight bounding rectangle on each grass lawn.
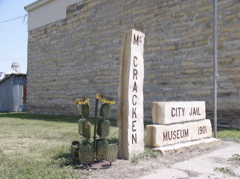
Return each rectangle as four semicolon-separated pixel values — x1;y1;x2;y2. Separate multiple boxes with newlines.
217;128;240;143
0;113;239;178
0;113;119;179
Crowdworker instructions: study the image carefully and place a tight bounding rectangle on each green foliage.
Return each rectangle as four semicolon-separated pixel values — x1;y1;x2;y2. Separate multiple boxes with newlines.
131;148;158;164
214;167;236;176
217;128;240;143
228;153;240;161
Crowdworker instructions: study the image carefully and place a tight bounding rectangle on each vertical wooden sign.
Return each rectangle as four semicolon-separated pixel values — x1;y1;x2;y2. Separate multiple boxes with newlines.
118;29;145;160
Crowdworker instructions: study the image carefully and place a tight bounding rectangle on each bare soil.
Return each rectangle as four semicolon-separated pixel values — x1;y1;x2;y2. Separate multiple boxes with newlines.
88;141;240;179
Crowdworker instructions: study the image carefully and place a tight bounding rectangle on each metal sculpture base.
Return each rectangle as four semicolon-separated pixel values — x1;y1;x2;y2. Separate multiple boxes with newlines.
75;160;112;170
91;160;112;169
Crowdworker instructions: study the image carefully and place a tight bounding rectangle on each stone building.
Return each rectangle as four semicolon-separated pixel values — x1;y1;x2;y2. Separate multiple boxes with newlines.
25;0;240;128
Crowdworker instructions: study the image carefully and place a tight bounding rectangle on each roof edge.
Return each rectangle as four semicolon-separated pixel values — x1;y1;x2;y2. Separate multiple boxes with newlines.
25;0;54;12
0;73;27;84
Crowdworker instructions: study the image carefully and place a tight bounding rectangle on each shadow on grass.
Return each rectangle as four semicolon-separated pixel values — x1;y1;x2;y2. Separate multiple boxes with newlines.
51;152;79;168
0;112;79;123
51;138;118;168
0;112;119;126
217;128;240;132
106;137;118;144
0;112;153;128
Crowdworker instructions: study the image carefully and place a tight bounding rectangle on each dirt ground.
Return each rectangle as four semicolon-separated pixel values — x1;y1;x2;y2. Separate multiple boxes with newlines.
88;141;240;179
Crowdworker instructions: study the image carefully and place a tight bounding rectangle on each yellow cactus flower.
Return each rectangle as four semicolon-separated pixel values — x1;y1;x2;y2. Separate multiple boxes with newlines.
73;97;89;105
104;98;116;104
96;93;104;101
96;93;115;104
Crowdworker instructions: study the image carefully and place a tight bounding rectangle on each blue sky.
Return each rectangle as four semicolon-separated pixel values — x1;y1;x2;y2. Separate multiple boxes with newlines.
0;0;36;76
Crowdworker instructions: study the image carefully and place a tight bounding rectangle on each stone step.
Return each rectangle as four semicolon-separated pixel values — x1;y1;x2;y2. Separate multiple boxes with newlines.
153;138;222;155
147;119;212;147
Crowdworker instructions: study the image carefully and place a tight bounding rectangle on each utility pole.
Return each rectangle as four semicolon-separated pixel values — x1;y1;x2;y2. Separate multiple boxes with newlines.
213;0;218;138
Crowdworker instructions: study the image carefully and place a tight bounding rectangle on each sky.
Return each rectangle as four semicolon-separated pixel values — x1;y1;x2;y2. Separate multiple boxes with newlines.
0;0;36;77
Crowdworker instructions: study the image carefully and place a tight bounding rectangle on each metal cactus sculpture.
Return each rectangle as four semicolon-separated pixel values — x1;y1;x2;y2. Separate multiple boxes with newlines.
78;139;93;164
78;119;91;140
96;139;109;161
71;94;118;168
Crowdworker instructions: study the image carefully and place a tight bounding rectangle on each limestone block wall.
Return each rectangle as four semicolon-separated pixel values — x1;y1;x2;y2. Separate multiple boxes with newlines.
27;0;240;128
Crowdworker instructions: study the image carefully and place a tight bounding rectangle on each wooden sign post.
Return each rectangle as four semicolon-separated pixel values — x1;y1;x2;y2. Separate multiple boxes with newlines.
118;29;145;160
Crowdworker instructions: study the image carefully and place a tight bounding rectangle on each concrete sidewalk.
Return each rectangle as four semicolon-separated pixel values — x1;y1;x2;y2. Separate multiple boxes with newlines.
141;141;240;179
